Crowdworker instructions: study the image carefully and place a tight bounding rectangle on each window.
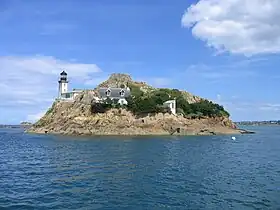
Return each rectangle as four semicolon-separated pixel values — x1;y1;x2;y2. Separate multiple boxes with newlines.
120;89;125;97
171;103;174;109
105;89;111;96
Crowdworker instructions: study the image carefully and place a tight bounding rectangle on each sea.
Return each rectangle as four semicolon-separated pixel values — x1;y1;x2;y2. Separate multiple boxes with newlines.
0;126;279;210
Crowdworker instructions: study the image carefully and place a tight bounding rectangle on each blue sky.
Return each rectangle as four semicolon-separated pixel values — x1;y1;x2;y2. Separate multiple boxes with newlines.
1;0;280;124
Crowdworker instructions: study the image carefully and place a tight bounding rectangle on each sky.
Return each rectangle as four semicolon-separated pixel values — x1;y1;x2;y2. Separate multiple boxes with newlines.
1;0;280;124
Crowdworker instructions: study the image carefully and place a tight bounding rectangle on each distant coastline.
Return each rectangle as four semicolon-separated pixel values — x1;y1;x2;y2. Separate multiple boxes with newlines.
0;125;22;129
235;121;280;126
0;123;32;129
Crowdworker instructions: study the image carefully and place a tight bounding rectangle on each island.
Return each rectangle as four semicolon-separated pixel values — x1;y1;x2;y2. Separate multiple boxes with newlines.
27;72;253;136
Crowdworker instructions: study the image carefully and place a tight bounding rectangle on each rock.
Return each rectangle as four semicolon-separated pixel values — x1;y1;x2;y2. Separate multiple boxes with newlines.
27;98;243;136
239;129;255;134
196;129;216;136
97;73;133;88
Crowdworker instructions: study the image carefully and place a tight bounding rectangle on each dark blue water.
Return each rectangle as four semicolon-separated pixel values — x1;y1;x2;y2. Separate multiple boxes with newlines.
0;127;279;209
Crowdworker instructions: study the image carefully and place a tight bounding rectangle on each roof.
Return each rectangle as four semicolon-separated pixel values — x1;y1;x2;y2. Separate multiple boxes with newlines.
70;90;83;93
98;87;131;98
71;89;83;92
163;100;176;104
60;71;67;76
61;90;83;95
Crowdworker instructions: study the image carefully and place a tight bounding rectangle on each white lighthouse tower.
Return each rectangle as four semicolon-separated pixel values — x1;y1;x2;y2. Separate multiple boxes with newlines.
58;70;68;98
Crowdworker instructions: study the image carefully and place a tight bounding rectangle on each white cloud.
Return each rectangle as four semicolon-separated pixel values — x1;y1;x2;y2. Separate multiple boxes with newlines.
186;62;258;80
258;103;280;111
0;55;101;122
149;77;171;87
0;55;101;78
216;94;222;101
182;0;280;56
134;76;172;88
211;94;280;121
84;77;109;86
25;111;46;123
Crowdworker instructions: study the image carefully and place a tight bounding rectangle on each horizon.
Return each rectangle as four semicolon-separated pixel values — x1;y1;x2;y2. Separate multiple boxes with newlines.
1;0;280;124
2;120;280;126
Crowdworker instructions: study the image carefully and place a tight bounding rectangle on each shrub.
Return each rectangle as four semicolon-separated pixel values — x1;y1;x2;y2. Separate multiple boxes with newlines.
104;97;113;105
155;104;171;114
91;97;129;114
150;90;171;104
128;83;143;98
176;108;185;116
91;103;111;113
113;103;121;109
46;108;53;115
189;100;230;117
135;97;157;114
46;102;56;115
186;113;198;119
125;95;168;115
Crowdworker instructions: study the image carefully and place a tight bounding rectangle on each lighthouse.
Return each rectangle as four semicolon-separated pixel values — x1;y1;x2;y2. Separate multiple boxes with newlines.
58;70;68;98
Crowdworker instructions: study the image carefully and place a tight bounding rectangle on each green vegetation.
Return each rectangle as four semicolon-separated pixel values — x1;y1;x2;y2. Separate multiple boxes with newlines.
125;87;229;117
125;96;170;115
46;102;56;115
91;97;121;113
91;85;230;118
127;83;143;98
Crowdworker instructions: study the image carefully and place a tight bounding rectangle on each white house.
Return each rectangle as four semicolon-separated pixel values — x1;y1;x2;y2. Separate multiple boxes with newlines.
98;87;131;105
163;99;176;115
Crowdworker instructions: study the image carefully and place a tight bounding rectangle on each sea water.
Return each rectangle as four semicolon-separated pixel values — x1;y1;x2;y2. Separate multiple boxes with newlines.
0;126;279;209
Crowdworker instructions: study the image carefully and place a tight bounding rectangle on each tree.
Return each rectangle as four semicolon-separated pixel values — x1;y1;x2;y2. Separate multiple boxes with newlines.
176;96;192;114
150;90;170;104
128;83;143;98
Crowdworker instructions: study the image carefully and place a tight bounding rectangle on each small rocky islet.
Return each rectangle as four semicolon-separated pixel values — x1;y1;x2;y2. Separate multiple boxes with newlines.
27;73;252;136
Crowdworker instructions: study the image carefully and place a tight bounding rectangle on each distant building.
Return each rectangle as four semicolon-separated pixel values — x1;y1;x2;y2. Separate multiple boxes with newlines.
58;71;83;100
163;99;176;115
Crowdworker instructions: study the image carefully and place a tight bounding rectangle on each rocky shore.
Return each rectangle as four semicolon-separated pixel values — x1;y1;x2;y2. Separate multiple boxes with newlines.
27;100;247;136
